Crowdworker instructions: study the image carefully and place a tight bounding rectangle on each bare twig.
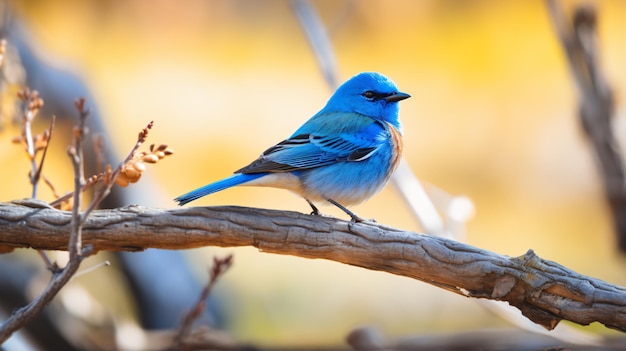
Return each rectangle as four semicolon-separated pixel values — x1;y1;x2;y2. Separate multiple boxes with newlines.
16;88;45;199
0;203;625;333
83;120;153;215
47;121;171;210
0;98;93;344
546;0;626;251
67;98;89;257
32;116;56;195
14;89;58;270
175;255;233;349
48;174;102;209
0;100;162;344
0;245;92;344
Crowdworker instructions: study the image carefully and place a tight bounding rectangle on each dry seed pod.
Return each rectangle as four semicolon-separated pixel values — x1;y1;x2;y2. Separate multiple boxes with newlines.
142;154;159;164
116;174;130;187
123;167;140;180
128;174;141;183
132;161;146;172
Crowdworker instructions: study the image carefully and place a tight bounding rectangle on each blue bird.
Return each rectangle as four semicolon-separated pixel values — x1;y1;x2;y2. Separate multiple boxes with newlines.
175;72;410;222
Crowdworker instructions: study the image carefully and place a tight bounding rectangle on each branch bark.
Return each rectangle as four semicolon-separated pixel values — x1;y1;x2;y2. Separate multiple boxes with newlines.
1;200;625;333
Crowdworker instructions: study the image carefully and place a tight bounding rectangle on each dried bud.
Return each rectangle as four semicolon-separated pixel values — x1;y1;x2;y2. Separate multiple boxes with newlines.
142;154;159;164
122;166;140;180
138;121;154;142
132;161;146;172
116;173;130;187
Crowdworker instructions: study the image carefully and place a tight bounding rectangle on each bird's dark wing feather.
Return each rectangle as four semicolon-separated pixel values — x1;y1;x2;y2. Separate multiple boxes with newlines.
236;123;389;174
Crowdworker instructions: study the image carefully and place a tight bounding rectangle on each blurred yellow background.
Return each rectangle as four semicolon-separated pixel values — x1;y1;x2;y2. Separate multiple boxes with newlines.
2;0;626;347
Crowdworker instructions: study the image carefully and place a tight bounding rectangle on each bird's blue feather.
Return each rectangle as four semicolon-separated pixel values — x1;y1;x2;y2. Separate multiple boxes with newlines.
238;112;388;173
174;72;410;221
174;173;266;206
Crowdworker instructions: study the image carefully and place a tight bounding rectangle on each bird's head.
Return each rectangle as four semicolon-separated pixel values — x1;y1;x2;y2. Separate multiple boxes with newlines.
325;72;410;128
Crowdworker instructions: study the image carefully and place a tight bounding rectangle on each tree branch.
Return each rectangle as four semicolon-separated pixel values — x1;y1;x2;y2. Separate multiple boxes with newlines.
546;0;626;251
1;200;625;333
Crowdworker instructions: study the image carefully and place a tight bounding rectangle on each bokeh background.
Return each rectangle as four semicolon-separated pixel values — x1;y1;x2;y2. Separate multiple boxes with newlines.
1;0;625;348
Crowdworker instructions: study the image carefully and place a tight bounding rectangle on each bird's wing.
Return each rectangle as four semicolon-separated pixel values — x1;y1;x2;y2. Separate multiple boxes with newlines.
236;113;389;174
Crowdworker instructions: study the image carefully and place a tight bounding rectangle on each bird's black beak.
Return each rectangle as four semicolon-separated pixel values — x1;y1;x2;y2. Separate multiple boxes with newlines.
384;92;411;102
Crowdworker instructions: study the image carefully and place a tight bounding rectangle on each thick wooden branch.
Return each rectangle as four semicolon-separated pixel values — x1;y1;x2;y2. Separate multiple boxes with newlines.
1;200;625;332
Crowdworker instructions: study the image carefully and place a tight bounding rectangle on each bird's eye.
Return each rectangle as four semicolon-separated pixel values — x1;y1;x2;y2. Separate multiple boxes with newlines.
363;91;375;99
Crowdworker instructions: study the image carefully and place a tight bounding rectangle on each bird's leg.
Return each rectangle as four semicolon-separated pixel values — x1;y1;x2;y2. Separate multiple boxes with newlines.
306;199;321;216
326;198;366;223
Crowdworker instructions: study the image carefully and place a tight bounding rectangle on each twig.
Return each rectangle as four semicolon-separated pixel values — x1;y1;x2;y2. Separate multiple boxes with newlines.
49;174;102;209
546;0;625;251
0;98;93;344
15;89;58;270
0;245;92;344
174;255;233;349
43;174;63;201
1;203;625;333
83;120;153;216
67;99;89;257
0;101;158;344
48;120;157;210
36;250;57;272
17;88;45;199
32;116;56;196
72;260;111;280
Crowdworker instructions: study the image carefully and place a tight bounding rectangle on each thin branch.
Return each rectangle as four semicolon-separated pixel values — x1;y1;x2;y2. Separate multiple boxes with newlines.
15;90;56;271
0;245;92;344
24;111;37;198
83;120;154;217
32;116;56;194
0;101;156;344
0;99;93;344
175;254;233;349
67;98;89;257
0;202;625;333
17;88;45;199
48;120;156;210
48;174;101;209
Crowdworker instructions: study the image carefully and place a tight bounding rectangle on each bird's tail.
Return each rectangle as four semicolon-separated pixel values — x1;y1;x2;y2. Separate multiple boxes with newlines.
174;173;265;206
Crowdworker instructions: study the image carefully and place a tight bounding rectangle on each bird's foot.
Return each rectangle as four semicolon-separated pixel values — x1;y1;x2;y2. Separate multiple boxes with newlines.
348;213;367;223
326;198;374;224
306;199;321;216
